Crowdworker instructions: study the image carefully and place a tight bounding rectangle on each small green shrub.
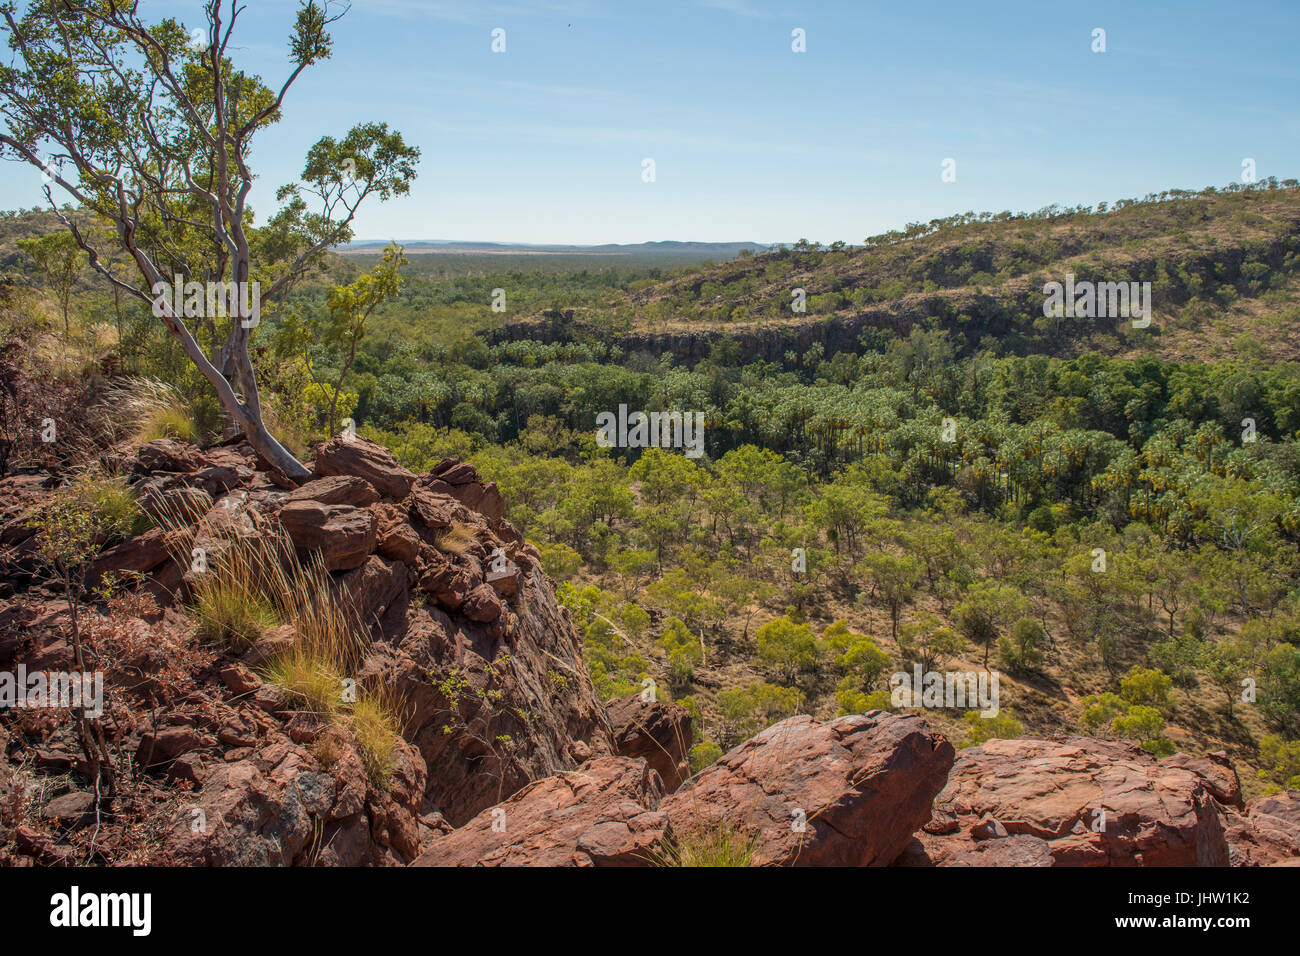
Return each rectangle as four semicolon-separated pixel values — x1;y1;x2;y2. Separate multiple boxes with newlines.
194;581;278;649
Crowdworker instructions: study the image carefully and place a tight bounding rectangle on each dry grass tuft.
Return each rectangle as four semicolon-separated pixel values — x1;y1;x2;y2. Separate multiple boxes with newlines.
434;520;478;556
155;504;406;787
347;682;411;788
95;377;198;446
652;823;760;867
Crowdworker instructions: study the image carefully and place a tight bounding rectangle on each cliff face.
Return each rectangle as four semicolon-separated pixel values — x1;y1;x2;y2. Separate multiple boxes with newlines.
290;437;617;826
482;307;918;369
482;224;1300;366
0;434;613;863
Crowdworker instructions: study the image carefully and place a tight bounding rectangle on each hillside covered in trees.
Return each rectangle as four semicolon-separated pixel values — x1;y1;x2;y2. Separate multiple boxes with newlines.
6;180;1300;801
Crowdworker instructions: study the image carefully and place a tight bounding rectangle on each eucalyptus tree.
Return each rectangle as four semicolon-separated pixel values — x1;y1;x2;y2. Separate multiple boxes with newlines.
0;0;419;480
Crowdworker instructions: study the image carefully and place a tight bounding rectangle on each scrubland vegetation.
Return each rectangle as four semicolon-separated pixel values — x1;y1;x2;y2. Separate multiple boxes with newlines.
7;180;1300;798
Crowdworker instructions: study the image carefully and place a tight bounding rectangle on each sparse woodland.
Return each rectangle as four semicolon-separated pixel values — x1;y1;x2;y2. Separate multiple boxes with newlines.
5;182;1300;805
1;0;1298;871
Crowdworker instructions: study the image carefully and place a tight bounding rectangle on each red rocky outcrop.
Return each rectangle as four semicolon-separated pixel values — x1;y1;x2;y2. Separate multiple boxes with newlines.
277;499;377;572
287;475;380;508
899;737;1232;867
606;693;693;792
162;732;426;866
661;712;954;866
412;756;666;867
422;458;506;521
414;710;954;867
1224;791;1300;866
281;443;613;826
0;433;614;865
313;436;415;500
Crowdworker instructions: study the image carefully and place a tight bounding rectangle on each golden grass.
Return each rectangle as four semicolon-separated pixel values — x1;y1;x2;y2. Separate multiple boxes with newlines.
434;520;478;556
95;378;199;447
652;823;759;867
193;580;278;649
155;503;406;787
346;684;410;788
263;648;346;716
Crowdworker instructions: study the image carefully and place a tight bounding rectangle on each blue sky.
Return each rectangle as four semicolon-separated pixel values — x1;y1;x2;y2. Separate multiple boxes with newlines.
5;0;1299;244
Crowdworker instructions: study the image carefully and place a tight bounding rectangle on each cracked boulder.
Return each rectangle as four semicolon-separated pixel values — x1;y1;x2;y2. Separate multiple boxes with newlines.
661;711;954;866
903;737;1232;866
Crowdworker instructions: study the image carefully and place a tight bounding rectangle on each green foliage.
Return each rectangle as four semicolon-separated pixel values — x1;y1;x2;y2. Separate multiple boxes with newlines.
558;583;654;699
825;620;890;715
138;404;199;444
717;681;803;747
348;691;404;790
954;581;1029;668
835;681;892;716
829;623;889;685
277;243;407;435
962;709;1024;748
1080;692;1173;754
537;541;583;581
1257;735;1300;791
998;617;1046;673
1120;666;1174;711
1113;706;1175;756
859;551;922;638
1150;637;1203;688
756;616;822;682
1259;643;1300;736
1199;637;1257;717
689;739;724;773
898;614;965;671
658;617;703;691
29;472;146;561
16;231;82;337
1080;692;1131;733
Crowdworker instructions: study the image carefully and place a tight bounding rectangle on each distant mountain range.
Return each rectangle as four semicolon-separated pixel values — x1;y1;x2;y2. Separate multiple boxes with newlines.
340;239;771;257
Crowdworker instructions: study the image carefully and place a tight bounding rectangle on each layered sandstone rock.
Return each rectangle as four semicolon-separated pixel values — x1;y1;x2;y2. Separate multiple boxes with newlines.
412;756;666;867
162;732;427;866
414;710;954;867
901;737;1232;867
313;435;415;500
277;499;377;572
662;712;954;866
607;693;693;792
1225;791;1300;866
292;440;614;827
0;435;615;864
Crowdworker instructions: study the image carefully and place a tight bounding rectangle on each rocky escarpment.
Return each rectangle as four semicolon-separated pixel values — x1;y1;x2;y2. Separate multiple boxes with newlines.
2;433;1298;867
300;437;615;826
605;693;693;793
413;711;956;867
412;755;669;867
0;434;612;863
412;717;1300;867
